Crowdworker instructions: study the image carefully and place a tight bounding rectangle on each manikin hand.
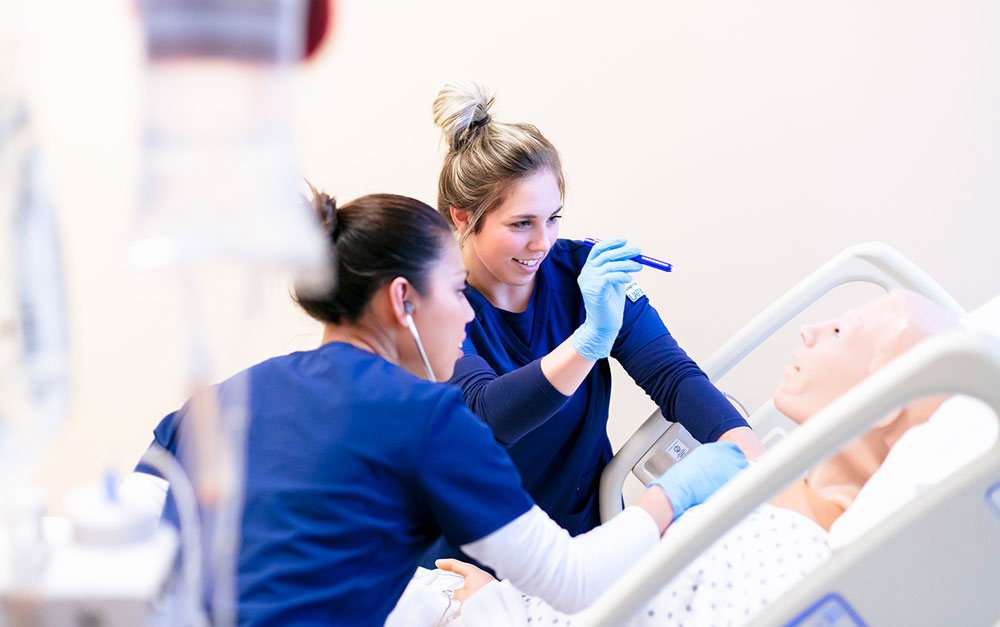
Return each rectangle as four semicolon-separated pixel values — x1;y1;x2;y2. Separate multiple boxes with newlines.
648;441;749;519
435;558;497;603
571;238;643;360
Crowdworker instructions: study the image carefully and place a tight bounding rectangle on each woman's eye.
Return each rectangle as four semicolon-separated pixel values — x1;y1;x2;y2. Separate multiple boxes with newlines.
511;220;530;229
547;214;563;224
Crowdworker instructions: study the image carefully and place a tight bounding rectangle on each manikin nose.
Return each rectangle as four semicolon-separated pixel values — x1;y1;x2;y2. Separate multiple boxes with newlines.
799;325;817;347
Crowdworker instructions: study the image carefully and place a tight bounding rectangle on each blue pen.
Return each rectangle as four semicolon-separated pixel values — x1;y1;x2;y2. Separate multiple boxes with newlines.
583;238;673;272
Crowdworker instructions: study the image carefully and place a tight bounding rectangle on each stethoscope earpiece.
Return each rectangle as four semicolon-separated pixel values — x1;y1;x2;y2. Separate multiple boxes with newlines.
402;301;436;382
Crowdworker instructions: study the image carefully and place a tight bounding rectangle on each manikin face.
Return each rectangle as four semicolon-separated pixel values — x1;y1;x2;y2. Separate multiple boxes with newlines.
462;169;562;295
773;295;902;423
403;237;475;381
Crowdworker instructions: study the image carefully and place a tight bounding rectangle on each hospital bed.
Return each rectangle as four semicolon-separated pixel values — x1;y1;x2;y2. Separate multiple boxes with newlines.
580;241;1000;626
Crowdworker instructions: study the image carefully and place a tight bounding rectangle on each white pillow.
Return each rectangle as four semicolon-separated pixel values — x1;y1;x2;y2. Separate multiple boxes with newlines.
827;294;1000;550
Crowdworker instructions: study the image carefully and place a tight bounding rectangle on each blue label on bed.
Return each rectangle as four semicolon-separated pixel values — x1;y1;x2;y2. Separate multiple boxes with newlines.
785;593;867;627
988;482;1000;520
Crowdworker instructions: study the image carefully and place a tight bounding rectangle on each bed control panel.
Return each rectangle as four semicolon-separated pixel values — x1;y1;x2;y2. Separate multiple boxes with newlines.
631;421;701;485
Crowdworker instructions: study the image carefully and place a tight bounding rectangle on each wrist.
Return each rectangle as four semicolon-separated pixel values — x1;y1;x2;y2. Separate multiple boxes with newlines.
636;485;674;533
648;477;691;521
571;322;612;361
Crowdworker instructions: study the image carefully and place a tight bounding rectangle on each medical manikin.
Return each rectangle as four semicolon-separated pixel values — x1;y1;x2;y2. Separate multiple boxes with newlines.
386;289;959;626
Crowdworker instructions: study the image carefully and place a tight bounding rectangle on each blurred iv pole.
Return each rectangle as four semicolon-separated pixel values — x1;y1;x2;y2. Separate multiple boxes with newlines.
0;1;333;625
132;1;332;626
0;0;71;601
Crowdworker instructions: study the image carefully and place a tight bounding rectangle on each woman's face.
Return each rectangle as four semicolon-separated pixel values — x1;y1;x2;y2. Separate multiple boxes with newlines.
462;169;562;292
405;236;475;381
773;296;899;423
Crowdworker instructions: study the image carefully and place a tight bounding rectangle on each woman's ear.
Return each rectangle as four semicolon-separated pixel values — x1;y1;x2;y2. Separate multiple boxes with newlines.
387;277;414;327
450;206;473;236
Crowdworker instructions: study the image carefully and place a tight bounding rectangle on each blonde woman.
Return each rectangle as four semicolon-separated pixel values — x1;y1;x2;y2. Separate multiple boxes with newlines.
424;83;764;565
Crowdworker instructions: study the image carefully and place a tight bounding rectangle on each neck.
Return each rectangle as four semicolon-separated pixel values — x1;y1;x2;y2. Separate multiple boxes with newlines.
771;401;944;530
462;245;535;313
321;319;400;365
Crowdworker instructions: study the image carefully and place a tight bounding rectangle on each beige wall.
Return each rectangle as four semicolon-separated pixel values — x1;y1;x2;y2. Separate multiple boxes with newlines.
16;0;1000;509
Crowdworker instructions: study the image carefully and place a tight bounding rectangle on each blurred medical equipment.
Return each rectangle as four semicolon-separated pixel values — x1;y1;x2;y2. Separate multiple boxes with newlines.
0;0;333;625
0;0;70;500
578;242;1000;626
133;2;329;625
0;2;78;622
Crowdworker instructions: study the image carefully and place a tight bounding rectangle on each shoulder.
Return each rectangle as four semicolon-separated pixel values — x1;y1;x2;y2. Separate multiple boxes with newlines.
541;239;590;292
548;238;590;271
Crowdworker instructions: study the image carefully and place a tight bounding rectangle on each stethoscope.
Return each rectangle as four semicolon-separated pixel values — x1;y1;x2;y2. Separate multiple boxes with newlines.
403;301;436;382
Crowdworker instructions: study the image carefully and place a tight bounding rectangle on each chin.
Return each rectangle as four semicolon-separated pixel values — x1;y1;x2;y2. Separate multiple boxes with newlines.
504;272;535;286
773;390;808;425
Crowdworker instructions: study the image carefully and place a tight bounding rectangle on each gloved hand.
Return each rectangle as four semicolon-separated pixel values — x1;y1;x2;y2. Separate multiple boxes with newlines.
571;238;643;361
648;441;749;520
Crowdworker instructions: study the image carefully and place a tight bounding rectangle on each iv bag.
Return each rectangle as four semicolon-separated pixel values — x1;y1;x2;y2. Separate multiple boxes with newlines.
131;0;327;275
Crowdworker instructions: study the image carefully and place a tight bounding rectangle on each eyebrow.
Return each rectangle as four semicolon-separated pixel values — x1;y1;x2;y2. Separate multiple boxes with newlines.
509;206;563;221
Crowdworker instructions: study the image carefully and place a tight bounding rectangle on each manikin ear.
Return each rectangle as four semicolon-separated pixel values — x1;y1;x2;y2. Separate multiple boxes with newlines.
867;317;911;372
872;407;903;430
866;319;910;428
387;277;417;328
450;206;473;236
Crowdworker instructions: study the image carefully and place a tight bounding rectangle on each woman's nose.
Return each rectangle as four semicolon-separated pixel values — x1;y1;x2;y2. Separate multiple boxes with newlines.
528;226;550;251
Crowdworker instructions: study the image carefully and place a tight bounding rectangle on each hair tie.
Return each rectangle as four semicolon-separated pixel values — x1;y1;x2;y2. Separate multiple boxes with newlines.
468;114;491;131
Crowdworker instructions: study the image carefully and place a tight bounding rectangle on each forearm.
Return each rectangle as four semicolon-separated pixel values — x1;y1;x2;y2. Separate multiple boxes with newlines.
539;336;598;396
619;339;749;443
462;505;660;614
453;356;570;445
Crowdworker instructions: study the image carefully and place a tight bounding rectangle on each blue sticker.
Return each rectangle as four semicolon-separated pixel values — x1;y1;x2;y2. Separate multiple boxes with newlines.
785;593;867;627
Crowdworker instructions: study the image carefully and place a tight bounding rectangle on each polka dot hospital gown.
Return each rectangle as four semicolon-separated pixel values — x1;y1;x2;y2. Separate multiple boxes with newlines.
460;503;830;627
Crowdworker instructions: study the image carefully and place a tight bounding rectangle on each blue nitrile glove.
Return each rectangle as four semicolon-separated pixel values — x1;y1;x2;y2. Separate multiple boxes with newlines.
570;238;643;360
648;441;749;520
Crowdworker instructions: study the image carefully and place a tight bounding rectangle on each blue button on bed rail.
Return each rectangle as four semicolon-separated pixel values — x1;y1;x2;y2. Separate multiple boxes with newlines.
988;482;1000;520
786;593;868;627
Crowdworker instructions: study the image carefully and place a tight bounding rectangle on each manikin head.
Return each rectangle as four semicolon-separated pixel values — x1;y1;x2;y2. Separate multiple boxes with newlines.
773;289;960;425
772;289;959;513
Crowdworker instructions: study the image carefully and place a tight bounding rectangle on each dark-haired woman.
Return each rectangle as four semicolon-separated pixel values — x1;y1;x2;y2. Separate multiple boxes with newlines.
136;192;747;626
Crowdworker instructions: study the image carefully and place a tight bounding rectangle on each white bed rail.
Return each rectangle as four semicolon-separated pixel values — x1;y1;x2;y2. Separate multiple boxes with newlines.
600;241;966;524
576;329;1000;626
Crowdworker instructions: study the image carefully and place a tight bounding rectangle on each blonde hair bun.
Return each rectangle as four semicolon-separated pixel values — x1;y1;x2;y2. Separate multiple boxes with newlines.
432;82;494;151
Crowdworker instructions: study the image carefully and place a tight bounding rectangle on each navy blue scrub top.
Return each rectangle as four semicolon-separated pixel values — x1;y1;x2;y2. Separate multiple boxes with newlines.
138;342;533;627
449;238;748;536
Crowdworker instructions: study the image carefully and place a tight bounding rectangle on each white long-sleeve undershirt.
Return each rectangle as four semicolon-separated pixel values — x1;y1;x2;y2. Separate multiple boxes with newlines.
461;504;659;614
